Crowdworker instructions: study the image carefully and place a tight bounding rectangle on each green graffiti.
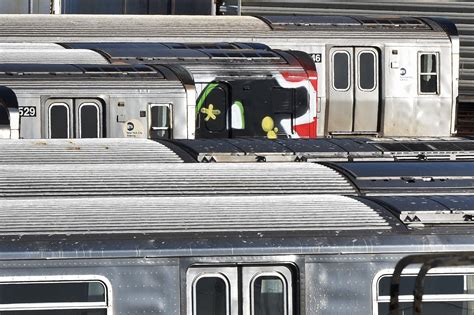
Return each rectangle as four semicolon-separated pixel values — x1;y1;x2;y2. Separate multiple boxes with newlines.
196;83;219;117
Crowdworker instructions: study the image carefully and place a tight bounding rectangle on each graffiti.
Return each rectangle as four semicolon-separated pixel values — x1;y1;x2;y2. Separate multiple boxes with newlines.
200;104;221;121
261;116;278;139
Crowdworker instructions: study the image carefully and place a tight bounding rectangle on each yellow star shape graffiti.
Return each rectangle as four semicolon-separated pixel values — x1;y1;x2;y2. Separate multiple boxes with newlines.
200;104;221;121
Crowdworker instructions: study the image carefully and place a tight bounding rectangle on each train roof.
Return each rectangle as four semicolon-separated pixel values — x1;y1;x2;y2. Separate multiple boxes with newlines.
326;161;474;196
0;49;109;64
0;194;472;259
0;63;157;75
0;63;189;85
60;43;311;75
0;162;355;198
257;15;434;30
0;139;188;164
163;138;474;162
0;15;452;43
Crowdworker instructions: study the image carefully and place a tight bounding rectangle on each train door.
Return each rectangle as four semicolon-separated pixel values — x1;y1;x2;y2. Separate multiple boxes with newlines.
328;47;379;134
45;98;104;138
196;83;230;138
186;265;294;315
147;103;172;139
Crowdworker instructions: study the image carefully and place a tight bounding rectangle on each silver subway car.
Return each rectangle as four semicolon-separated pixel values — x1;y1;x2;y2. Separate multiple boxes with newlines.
0;64;191;140
0;194;471;314
0;14;458;137
60;42;318;139
0;45;318;140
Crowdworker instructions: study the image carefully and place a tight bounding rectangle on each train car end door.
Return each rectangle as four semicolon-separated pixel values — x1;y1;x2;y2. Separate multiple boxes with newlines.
148;103;172;139
196;82;230;139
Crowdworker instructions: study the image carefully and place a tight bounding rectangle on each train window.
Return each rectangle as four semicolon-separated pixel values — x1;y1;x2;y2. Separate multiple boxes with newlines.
149;104;171;138
419;53;439;94
231;101;245;130
358;51;376;91
252;275;286;315
333;51;350;91
0;277;110;314
49;103;70;139
375;270;474;314
203;85;228;133
194;275;230;315
79;102;101;138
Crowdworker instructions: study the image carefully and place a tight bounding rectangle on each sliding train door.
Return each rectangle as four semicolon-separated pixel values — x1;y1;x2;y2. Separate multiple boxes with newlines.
328;47;380;134
186;265;294;315
45;98;104;138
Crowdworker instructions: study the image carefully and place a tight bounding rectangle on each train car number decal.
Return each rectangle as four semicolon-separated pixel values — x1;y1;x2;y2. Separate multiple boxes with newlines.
19;106;36;117
311;53;322;63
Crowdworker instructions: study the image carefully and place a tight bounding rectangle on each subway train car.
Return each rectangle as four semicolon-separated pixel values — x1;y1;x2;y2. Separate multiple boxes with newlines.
0;194;471;314
0;45;316;140
60;42;318;139
0;139;473;314
0;14;459;137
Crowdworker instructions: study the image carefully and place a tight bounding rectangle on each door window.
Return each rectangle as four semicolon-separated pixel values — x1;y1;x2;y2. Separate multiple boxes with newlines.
203;85;227;132
49;103;70;139
333;51;351;91
79;102;101;138
149;104;171;138
358;51;377;91
194;275;230;315
419;53;439;94
252;275;286;315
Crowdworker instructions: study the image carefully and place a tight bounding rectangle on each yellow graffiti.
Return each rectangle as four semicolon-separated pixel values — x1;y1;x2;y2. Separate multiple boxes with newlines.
261;116;278;139
200;104;221;121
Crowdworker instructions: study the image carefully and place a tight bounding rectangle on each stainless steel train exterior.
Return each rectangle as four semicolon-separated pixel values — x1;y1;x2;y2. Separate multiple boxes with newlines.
0;194;472;315
0;46;317;140
0;64;193;140
0;14;459;137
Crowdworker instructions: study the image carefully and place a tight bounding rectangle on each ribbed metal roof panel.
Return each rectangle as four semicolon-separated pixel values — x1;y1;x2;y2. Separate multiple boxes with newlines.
0;162;355;198
0;49;109;64
0;15;270;39
0;14;446;41
0;139;184;164
0;195;389;235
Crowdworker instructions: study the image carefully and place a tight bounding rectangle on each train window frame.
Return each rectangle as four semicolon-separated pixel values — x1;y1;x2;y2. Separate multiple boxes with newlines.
357;50;377;92
78;102;102;139
250;271;289;315
48;102;71;139
372;268;474;315
418;52;439;95
189;270;234;315
0;275;112;314
332;50;351;92
148;103;172;139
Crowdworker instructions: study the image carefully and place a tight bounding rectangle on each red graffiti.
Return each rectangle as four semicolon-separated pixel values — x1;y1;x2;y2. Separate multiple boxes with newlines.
294;118;317;138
